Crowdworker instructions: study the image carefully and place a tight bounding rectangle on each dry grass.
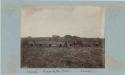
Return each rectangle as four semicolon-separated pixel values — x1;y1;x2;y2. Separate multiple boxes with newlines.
21;46;104;68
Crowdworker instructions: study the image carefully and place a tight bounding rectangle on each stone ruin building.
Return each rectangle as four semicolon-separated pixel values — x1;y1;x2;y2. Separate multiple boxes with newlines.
21;35;104;48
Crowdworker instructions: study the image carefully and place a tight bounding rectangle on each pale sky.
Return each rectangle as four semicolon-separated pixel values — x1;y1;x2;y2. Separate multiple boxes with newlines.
21;6;104;38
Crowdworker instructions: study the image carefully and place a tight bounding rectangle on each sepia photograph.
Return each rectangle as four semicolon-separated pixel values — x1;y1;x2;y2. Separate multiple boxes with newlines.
21;6;105;68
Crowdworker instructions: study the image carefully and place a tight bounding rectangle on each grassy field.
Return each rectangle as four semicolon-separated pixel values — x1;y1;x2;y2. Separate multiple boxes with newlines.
21;46;104;68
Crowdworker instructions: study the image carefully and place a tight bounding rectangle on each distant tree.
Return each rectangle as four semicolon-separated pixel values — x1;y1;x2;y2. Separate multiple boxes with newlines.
64;35;72;39
52;35;60;38
52;35;60;41
64;35;73;42
72;36;80;39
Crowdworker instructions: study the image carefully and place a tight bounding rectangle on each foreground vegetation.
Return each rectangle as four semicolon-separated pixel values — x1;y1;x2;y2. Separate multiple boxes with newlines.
21;47;104;68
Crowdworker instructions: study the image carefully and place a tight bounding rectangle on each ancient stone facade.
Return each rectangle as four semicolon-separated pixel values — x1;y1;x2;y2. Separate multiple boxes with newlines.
21;37;104;48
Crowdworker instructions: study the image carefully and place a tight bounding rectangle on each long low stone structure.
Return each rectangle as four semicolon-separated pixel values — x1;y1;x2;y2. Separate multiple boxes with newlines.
21;36;104;48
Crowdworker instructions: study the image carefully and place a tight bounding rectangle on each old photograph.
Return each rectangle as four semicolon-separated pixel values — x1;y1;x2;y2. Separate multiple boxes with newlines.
21;6;105;68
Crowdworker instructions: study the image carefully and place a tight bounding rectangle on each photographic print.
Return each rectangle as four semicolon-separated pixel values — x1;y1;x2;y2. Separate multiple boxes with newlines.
21;6;105;68
2;0;125;74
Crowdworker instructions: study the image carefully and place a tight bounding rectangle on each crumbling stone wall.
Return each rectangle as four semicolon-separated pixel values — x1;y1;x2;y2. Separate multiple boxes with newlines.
21;37;103;48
